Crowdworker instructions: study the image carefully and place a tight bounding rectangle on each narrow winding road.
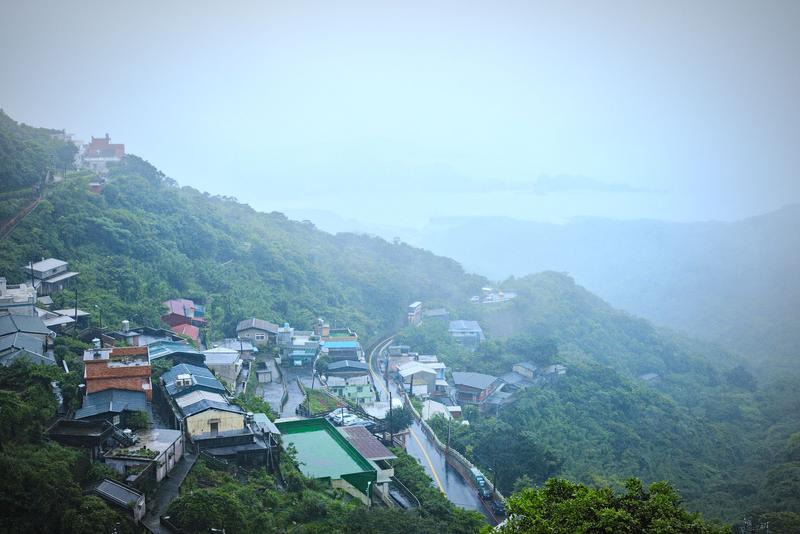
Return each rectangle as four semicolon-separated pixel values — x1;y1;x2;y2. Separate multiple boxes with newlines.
368;337;494;522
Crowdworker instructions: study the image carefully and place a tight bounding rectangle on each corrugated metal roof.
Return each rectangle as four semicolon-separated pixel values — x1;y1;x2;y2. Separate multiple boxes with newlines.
253;413;281;435
448;320;483;333
75;389;147;419
0;332;44;354
340;425;396;461
181;398;243;417
28;258;67;272
323;340;361;349
147;341;202;359
452;371;498;390
236;317;279;334
91;479;142;510
0;314;52;337
326;360;369;372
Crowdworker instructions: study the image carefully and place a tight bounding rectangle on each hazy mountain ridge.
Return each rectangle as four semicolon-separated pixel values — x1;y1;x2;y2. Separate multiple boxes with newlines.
1;110;798;529
414;207;800;374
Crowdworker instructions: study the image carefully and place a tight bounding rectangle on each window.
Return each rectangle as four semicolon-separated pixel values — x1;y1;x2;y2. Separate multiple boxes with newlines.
255;333;265;341
209;421;219;437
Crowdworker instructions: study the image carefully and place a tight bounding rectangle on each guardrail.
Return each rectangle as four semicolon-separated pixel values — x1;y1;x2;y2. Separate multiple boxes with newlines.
399;383;505;503
275;360;289;412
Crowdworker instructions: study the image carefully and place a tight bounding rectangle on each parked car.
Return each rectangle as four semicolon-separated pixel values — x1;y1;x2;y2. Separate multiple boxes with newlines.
491;500;506;516
470;467;493;500
343;417;375;430
326;410;352;425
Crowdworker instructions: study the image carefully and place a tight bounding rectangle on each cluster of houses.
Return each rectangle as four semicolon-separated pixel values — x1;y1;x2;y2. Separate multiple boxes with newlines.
0;260;289;524
45;330;281;524
390;344;569;419
407;301;487;351
0;258;86;367
469;286;518;304
50;130;125;176
398;301;569;418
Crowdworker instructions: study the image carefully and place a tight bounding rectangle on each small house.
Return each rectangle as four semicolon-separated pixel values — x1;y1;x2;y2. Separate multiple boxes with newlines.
451;371;501;404
86;479;145;525
74;388;148;427
20;258;79;296
325;360;370;378
236;317;279;344
512;361;538;380
161;298;206;328
104;427;184;485
202;346;242;386
256;360;273;383
448;320;485;349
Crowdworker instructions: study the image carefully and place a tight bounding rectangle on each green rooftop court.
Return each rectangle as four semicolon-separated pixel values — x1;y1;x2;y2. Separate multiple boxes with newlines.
276;418;376;500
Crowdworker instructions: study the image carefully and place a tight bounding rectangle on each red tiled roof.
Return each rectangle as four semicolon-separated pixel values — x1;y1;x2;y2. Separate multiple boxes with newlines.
172;323;200;341
110;346;148;357
84;135;125;159
85;361;150;379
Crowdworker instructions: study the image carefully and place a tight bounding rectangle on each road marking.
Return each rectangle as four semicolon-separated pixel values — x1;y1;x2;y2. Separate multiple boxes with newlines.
370;337;446;494
409;424;446;492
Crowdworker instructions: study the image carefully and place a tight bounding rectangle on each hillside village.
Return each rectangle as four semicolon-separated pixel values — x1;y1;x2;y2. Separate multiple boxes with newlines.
0;247;576;530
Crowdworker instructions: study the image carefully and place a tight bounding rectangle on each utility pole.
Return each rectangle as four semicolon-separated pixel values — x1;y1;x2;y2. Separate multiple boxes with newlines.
384;343;389;391
73;286;79;334
389;390;394;446
492;454;498;500
446;415;451;455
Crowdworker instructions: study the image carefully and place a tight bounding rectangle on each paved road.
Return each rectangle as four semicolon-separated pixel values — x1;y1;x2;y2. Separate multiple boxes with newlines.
258;359;285;414
280;366;314;417
367;337;494;522
141;452;197;533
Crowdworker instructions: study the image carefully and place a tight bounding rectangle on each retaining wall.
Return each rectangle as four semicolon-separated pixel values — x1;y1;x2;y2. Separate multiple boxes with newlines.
400;385;504;502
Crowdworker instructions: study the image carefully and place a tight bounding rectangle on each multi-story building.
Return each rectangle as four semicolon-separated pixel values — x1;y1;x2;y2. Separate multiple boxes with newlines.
83;344;152;400
20;258;79;296
407;301;423;326
81;134;124;173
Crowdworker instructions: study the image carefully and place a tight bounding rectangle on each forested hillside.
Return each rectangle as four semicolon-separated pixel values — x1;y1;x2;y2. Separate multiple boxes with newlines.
1;111;798;531
397;274;800;527
0;157;482;342
415;211;800;377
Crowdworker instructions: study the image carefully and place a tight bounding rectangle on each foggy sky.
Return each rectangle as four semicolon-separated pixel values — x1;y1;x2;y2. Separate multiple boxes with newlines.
1;1;799;229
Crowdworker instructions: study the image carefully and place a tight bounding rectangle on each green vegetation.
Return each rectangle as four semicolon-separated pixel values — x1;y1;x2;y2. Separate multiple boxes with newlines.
386;405;413;434
232;391;277;420
166;451;484;533
0;153;481;343
127;409;150;430
498;478;727;534
0;361;134;533
1;111;798;530
399;274;800;526
306;388;339;414
0;109;76;191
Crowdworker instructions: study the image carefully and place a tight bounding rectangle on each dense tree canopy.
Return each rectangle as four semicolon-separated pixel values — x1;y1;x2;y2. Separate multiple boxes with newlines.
498;478;727;534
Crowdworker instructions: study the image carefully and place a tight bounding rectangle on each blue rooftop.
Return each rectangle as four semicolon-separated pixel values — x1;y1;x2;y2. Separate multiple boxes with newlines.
147;340;203;360
162;363;227;397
